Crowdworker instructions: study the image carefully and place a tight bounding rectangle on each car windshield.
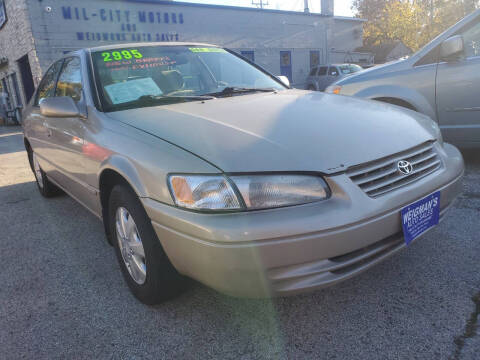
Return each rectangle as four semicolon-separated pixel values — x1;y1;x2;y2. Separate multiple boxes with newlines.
338;64;363;74
91;45;285;111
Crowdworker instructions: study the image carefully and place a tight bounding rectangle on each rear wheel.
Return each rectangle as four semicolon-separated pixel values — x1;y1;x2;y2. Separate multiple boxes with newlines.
109;184;186;304
31;152;61;197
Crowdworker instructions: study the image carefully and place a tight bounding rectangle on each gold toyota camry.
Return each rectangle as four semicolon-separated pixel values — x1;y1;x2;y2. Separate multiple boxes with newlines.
22;43;464;304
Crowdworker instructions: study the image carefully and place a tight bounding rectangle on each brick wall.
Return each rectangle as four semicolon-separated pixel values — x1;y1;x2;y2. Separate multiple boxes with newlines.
0;0;41;109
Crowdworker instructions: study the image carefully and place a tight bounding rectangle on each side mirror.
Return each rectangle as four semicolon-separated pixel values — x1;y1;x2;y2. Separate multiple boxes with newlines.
40;97;81;118
441;35;464;60
276;75;290;88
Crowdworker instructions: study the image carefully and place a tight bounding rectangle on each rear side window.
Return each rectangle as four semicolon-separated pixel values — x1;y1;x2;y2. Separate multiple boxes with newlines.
35;60;63;106
318;66;328;76
328;67;339;76
55;57;83;102
309;67;318;76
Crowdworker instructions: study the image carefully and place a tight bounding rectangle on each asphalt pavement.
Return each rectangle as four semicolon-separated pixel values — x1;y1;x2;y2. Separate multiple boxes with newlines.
0;125;479;359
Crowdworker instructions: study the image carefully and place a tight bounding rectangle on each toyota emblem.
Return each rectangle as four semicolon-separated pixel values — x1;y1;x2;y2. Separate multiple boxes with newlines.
397;160;413;175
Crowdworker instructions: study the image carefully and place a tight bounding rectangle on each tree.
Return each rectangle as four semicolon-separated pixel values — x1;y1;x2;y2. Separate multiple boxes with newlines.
353;0;480;50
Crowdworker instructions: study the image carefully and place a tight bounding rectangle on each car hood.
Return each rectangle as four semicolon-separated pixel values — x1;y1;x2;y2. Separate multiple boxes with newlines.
107;90;437;174
336;59;407;85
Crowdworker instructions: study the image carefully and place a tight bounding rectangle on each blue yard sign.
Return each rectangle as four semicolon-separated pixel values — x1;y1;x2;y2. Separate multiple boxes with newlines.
401;191;441;246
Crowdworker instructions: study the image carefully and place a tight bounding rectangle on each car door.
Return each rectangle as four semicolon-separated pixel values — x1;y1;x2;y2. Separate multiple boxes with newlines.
24;59;64;174
307;66;318;88
324;66;340;90
43;56;88;201
436;18;480;146
316;66;328;90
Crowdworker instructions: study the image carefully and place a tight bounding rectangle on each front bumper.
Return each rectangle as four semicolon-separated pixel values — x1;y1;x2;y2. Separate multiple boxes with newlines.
143;143;464;297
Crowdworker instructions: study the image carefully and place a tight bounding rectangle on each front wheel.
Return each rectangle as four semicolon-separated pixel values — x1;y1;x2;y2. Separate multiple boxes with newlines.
109;184;186;304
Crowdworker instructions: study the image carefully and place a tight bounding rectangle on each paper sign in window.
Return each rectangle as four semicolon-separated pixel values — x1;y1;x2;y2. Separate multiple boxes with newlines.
105;78;163;104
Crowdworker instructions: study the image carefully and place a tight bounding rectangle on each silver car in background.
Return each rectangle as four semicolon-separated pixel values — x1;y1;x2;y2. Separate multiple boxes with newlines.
22;43;464;305
326;9;480;148
306;64;363;91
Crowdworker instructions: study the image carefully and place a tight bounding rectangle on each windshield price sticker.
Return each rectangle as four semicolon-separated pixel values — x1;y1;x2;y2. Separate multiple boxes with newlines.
105;78;163;105
189;48;226;53
102;49;143;62
401;191;441;245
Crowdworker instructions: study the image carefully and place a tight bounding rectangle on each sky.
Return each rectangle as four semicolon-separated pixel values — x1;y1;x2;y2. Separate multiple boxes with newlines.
174;1;356;17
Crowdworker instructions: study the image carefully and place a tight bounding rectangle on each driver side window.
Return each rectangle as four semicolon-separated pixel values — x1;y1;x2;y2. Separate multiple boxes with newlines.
461;20;480;58
35;60;63;106
55;57;83;102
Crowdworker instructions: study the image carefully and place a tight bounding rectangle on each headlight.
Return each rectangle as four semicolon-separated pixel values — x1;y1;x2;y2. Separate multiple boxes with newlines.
168;174;330;211
168;175;241;210
231;175;329;210
325;85;342;94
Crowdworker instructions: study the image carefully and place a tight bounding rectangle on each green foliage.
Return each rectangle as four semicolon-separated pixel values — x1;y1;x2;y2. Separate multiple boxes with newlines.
353;0;480;50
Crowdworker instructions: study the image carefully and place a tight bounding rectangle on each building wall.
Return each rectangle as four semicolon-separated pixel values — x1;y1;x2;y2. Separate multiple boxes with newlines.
25;0;363;87
332;19;363;52
0;0;40;109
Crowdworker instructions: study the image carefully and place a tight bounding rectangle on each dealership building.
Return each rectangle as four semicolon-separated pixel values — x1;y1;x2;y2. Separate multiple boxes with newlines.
0;0;367;112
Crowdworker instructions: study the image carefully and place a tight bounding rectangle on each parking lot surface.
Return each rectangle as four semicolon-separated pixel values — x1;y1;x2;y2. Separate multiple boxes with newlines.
0;125;479;359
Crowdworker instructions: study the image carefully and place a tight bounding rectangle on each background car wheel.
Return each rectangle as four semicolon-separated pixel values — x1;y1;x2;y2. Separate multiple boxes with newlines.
30;152;61;198
307;85;316;91
109;184;186;304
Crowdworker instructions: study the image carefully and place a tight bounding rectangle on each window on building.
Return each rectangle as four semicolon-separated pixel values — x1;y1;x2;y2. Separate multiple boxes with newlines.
35;60;64;106
310;51;320;69
280;52;291;66
318;66;328;76
55;57;83;102
240;51;255;63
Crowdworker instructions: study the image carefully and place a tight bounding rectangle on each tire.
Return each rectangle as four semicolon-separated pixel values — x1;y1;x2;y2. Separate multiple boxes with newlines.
307;85;316;91
108;184;186;304
30;151;61;198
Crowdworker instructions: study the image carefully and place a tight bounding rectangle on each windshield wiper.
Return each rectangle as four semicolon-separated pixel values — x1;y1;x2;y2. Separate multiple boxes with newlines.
204;87;277;98
139;94;216;102
108;94;215;111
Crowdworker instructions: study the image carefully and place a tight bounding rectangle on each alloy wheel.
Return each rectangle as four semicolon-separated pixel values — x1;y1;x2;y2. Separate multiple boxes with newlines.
115;207;147;285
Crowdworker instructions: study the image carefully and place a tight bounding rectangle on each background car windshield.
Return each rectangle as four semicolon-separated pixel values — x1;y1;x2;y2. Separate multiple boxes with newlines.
92;46;285;111
339;64;362;74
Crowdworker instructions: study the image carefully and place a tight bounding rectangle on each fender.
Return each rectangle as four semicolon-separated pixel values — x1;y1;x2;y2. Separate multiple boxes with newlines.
353;85;437;122
98;154;148;199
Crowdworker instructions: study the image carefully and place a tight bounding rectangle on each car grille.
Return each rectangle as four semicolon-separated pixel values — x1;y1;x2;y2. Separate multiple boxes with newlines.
347;141;441;197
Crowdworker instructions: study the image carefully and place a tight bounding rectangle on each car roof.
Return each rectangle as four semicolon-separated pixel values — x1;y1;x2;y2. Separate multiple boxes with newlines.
87;42;219;52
